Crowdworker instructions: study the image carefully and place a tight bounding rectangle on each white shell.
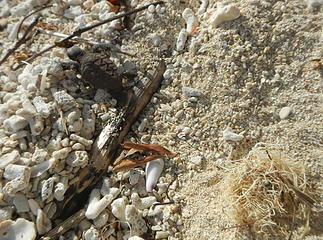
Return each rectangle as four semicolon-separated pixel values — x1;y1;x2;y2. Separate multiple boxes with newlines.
0;218;36;240
145;159;164;192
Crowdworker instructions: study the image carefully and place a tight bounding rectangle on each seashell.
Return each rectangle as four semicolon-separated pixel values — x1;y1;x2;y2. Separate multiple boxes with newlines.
208;3;240;28
222;127;244;142
0;218;36;240
145;159;164;192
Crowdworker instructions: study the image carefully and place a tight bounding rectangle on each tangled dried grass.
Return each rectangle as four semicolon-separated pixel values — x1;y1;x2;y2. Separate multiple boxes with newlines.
218;144;319;239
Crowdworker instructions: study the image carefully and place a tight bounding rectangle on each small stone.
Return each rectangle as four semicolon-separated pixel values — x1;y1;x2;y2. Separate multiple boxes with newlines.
83;227;100;240
93;210;110;228
3;115;28;133
53;90;76;111
0;218;36;240
32;96;51;118
129;169;140;185
190;156;202;165
222;127;244;142
0;206;14;222
3;179;27;197
111;198;126;221
28;199;41;216
13;193;30;213
36;209;52;235
176;29;188;52
32;149;48;163
279;106;292;120
41;177;55;201
141;134;151;143
182;87;202;97
66;151;89;167
209;3;240;27
182;8;198;35
0;150;20;169
155;231;170;239
125;205;148;236
163;69;174;80
3;164;31;182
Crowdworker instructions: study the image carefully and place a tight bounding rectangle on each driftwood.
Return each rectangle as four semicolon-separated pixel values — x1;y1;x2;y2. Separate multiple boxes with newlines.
41;60;166;239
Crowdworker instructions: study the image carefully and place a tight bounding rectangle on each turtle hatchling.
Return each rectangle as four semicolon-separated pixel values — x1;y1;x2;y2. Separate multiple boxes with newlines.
62;44;131;105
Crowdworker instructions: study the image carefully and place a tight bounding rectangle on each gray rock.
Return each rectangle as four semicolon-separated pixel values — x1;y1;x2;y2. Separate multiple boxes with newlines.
0;150;20;169
13;194;30;213
53;90;76;111
182;87;202;97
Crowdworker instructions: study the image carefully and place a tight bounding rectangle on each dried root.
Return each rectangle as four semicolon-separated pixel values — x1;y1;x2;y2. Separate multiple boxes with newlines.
218;145;320;239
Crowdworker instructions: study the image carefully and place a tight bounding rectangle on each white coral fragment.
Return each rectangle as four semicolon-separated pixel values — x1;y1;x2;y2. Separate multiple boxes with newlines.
182;8;198;35
0;218;36;240
208;3;240;28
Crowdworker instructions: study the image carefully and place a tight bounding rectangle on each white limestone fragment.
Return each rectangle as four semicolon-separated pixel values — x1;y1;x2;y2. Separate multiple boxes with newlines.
93;210;110;228
3;115;28;133
176;29;188;52
54;176;68;201
197;0;209;14
13;193;29;213
52;90;76;111
208;3;240;27
10;130;28;140
30;158;56;178
125;205;148;236
222;127;244;141
131;192;156;210
32;96;51;118
85;189;113;220
3;164;31;182
111;198;126;221
36;209;52;235
182;86;202;97
0;218;36;240
3;179;27;197
53;147;72;160
41;177;55;201
83;227;100;240
0;103;9;124
66;151;89;167
32;149;48;163
28;199;41;216
182;8;198;35
0;150;20;169
0;206;14;222
70;134;93;146
145;159;164;193
29;116;44;136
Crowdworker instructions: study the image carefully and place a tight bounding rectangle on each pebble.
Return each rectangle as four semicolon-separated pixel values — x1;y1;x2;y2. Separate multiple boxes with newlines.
189;156;202;165
131;192;156;210
3;164;31;182
3;115;28;133
208;3;240;27
41;177;55;201
111;198;126;221
28;199;41;216
176;29;188;52
93;210;110;228
222;127;244;142
182;8;198;35
0;150;20;169
155;231;170;239
279;106;292;120
306;0;322;8
66;151;89;167
70;134;93;147
32;96;51;118
52;90;76;111
0;206;14;222
36;209;52;235
13;193;30;213
125;205;148;236
83;227;100;240
2;179;27;197
129;169;140;185
0;218;36;240
182;87;202;97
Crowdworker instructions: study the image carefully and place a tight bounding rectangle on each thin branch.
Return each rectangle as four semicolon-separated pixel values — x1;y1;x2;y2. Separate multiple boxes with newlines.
12;1;164;70
16;4;52;41
0;15;40;65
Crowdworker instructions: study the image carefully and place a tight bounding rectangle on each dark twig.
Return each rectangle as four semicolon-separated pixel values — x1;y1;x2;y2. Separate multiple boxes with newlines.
153;174;177;207
12;1;164;70
0;15;40;65
16;4;52;41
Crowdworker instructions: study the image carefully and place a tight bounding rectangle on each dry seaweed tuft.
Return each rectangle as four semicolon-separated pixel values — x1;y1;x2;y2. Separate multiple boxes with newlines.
218;145;318;239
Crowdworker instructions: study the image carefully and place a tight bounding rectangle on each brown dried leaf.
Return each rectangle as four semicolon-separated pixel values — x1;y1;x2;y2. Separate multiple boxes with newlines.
121;142;176;157
113;155;164;172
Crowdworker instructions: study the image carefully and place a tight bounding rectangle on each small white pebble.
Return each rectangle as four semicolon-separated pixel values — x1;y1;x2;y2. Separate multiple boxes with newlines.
279;106;292;120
